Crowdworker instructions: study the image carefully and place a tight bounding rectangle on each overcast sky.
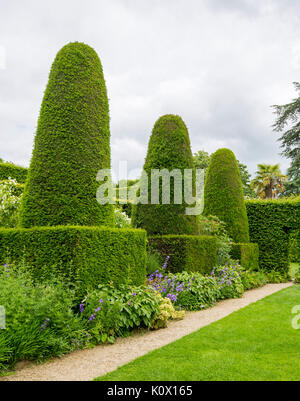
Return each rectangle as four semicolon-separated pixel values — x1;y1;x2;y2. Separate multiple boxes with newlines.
0;0;299;180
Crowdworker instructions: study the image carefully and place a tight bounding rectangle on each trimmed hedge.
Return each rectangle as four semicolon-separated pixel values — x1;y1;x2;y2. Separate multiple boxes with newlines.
0;162;28;183
148;235;217;275
289;230;300;263
246;197;300;274
230;243;259;270
132;114;198;235
203;148;250;243
0;226;147;296
19;42;114;228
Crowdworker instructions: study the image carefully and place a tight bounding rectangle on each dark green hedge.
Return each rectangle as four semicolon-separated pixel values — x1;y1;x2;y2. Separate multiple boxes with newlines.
19;42;114;228
246;197;300;274
231;243;259;270
0;226;146;296
0;163;28;183
203;148;250;243
289;230;300;263
132;114;198;235
148;235;217;275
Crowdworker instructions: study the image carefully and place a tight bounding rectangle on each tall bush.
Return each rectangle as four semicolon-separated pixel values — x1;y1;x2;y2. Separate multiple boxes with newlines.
19;42;114;228
203;148;250;243
132;114;197;235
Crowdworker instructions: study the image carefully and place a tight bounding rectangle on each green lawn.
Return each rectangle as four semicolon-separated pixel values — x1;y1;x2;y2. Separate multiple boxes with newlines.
95;285;300;381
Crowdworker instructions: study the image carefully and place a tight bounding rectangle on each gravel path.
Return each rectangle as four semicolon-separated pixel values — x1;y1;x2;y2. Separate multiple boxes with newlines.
1;282;292;381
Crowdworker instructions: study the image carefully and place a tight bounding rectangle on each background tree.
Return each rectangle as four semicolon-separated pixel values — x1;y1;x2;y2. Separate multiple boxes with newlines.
193;150;210;171
250;164;287;199
237;161;257;198
272;82;300;195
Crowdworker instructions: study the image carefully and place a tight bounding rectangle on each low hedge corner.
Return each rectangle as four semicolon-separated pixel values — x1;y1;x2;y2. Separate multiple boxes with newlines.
0;226;147;296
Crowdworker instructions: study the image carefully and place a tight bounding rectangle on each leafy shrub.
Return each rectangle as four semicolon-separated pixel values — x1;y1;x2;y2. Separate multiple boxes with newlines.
132;114;198;235
19;42;114;228
197;214;233;265
203;148;250;243
265;270;290;283
146;250;162;276
80;283;162;344
0;263;88;370
294;274;300;284
151;294;184;329
114;207;131;228
246;197;300;273
0;178;23;227
169;272;220;311
239;270;268;290
211;264;244;299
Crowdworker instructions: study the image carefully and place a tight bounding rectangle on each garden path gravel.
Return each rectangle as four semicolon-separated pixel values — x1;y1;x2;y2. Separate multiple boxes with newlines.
1;282;292;381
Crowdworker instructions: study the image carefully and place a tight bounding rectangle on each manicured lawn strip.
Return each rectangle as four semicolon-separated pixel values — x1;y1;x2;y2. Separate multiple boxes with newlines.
95;286;300;381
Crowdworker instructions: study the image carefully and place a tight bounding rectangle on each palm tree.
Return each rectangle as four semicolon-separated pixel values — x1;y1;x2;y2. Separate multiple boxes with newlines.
250;164;287;199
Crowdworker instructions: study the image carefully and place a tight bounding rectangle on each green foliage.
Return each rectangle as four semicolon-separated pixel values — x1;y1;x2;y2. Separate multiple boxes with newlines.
0;226;147;296
114;207;131;228
230;243;259;270
193;150;210;171
246;197;300;274
19;42;114;228
148;235;217;275
0;178;23;227
237;160;257;198
151;294;184;329
197;214;233;265
239;269;268;290
203;148;250;243
265;270;290;283
0;162;28;183
294;274;300;284
250;163;287;199
146;249;162;276
289;231;300;263
170;272;220;311
0;264;88;369
81;283;161;343
211;264;244;299
132;114;197;235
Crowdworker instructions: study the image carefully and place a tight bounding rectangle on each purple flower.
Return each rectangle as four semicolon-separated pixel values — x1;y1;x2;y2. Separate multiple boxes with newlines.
79;303;84;313
132;292;137;296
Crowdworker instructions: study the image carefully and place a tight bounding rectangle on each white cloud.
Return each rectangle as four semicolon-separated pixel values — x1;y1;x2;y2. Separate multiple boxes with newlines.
0;0;299;178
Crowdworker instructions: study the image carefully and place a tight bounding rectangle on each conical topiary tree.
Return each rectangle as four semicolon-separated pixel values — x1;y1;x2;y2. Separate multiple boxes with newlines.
19;42;114;227
203;148;250;243
132;114;198;235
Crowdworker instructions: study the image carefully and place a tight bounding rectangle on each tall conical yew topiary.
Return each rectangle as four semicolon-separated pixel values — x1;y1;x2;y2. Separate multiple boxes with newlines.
19;42;114;227
203;148;250;243
132;114;198;235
